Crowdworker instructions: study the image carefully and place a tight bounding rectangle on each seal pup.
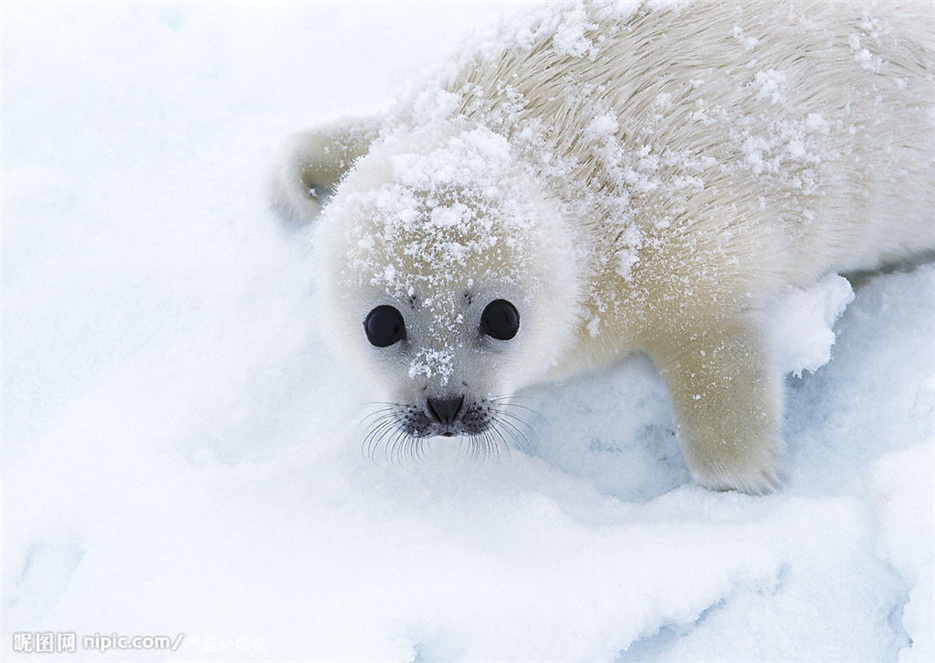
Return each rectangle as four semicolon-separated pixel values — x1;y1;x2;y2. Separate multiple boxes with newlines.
271;0;934;493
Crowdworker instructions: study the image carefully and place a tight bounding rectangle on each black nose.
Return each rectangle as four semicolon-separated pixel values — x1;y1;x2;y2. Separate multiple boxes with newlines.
426;396;464;425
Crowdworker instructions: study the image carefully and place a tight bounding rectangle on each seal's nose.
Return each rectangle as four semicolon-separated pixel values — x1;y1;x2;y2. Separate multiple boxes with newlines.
426;396;464;426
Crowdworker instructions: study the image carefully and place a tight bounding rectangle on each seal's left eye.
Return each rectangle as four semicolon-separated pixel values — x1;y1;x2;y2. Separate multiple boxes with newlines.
480;299;520;341
364;305;406;347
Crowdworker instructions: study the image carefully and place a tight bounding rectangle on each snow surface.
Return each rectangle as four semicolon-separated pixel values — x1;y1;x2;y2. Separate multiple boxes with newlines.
2;3;933;662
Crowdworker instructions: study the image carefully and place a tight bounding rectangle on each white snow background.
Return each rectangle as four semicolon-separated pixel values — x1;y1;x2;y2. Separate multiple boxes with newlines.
2;3;933;662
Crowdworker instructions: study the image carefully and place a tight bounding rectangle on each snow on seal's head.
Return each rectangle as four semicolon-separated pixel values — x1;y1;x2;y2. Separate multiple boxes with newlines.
315;118;582;453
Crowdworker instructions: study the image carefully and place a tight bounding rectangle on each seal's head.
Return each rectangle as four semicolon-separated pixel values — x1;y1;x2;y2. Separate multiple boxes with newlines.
315;122;582;454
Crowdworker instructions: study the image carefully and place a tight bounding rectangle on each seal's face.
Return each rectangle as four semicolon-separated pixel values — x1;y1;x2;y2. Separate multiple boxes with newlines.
361;296;521;439
316;124;582;454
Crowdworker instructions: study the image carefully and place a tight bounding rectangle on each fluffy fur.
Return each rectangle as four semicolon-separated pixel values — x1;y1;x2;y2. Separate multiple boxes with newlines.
272;0;934;493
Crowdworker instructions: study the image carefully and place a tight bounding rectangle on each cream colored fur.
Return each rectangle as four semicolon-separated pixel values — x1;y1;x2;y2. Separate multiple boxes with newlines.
272;0;934;493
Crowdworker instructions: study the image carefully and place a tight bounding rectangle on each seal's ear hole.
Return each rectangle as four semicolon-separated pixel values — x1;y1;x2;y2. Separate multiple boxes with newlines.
364;305;406;347
298;167;337;209
480;299;520;341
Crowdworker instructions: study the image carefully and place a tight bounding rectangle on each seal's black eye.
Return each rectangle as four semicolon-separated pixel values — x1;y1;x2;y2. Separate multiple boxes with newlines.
480;299;520;341
364;305;406;347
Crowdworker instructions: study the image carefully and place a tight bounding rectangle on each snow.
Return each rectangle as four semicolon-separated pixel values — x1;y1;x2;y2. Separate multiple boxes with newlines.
2;3;933;662
766;274;856;377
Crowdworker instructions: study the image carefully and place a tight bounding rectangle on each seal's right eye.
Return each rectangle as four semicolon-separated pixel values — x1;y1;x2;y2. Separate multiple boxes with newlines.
480;299;520;341
364;305;406;347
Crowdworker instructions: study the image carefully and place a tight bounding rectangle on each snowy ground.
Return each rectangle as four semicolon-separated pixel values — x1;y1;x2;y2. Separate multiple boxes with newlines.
2;3;933;662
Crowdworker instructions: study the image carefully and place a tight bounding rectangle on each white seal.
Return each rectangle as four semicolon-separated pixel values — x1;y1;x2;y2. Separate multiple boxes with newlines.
272;0;934;493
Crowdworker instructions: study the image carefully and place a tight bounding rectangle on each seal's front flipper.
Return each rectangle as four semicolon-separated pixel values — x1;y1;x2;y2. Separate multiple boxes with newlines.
650;314;785;495
270;116;381;224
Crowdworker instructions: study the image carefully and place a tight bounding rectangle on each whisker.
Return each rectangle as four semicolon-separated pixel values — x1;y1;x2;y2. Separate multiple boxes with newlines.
390;428;411;465
482;428;500;460
364;417;398;461
495;401;539;417
480;430;497;461
493;414;531;452
386;429;399;464
495;408;530;428
365;401;403;408
474;434;487;462
357;397;535;465
362;420;381;459
485;432;497;460
488;394;538;412
485;421;503;457
406;435;424;463
501;418;530;446
466;435;487;463
488;393;533;403
359;406;399;428
478;431;491;461
462;436;477;463
488;422;511;459
360;402;426;463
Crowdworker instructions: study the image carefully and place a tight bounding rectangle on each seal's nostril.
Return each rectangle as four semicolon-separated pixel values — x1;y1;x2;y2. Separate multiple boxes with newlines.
427;396;464;425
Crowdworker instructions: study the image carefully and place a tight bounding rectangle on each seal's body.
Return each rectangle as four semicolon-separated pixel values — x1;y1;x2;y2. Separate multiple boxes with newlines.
272;1;934;493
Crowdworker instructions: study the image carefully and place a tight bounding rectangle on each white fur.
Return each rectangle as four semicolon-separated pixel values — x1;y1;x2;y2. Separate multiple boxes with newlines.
273;0;934;493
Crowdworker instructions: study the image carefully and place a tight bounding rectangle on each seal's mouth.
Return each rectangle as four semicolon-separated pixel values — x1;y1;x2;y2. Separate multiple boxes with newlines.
403;398;492;438
360;396;529;461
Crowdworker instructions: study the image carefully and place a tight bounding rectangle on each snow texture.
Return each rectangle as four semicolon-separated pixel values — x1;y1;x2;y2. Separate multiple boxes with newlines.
2;3;933;662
